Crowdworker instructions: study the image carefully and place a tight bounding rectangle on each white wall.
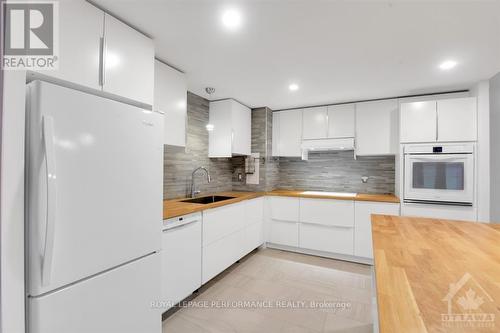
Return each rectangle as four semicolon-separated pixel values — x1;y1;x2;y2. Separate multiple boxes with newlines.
470;81;490;222
490;72;500;223
0;71;26;333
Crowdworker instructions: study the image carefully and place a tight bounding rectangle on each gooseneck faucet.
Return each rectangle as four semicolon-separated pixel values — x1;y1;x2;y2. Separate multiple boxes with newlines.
190;166;211;198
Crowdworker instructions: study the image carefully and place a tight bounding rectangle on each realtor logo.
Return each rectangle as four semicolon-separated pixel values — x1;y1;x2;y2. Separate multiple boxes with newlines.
441;273;495;329
2;1;59;70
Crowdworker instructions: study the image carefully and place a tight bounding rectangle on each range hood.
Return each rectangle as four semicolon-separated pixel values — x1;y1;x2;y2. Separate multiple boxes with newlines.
300;138;355;160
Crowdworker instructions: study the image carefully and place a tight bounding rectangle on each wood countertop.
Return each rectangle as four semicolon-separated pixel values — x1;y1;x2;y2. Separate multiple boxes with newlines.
164;190;399;219
372;215;500;333
266;189;399;203
163;192;263;220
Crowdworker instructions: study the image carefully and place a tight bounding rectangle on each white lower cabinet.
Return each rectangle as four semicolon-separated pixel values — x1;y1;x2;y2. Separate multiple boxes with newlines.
354;201;400;259
268;196;300;247
266;196;400;261
299;224;354;255
269;220;299;247
202;198;264;284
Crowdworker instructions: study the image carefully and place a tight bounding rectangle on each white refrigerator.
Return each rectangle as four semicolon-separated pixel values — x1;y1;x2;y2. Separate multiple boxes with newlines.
25;80;163;333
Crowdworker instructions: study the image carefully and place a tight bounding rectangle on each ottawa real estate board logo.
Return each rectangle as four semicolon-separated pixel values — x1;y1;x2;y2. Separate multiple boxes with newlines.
441;272;495;329
2;1;59;70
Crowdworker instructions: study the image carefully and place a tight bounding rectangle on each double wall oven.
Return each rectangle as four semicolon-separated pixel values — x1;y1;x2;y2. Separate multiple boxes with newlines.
404;143;474;206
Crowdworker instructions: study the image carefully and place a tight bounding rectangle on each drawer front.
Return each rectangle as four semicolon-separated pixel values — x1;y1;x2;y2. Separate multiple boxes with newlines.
202;232;240;284
269;220;299;247
300;198;354;227
203;202;245;246
270;197;299;222
299;223;354;255
245;197;264;226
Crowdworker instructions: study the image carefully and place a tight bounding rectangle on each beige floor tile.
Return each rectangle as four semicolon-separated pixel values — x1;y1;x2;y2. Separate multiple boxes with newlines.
323;312;373;333
162;248;373;333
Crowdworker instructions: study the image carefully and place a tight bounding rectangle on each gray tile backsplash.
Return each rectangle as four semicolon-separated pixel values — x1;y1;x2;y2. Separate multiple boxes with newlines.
277;151;395;194
163;93;395;198
163;92;233;199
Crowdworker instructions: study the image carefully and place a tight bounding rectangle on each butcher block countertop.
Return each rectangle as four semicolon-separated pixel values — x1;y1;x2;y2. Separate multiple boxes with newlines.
372;215;500;333
163;192;263;220
164;190;399;219
266;189;399;203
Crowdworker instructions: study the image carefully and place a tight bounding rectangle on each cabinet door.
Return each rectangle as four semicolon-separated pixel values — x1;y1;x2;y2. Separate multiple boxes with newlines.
278;110;303;157
272;112;280;156
354;202;399;259
36;0;102;89
302;106;327;139
208;100;232;157
400;101;437;143
356;99;399;155
103;14;154;106
437;97;477;142
299;224;354;255
232;101;251;155
328;104;355;138
245;198;264;226
299;198;354;227
154;60;187;147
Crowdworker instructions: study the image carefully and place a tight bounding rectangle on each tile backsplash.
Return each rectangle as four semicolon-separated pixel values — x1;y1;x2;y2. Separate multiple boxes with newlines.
277;151;395;194
163;93;396;199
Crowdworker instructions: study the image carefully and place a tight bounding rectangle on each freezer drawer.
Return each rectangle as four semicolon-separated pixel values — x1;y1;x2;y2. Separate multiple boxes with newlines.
28;253;161;333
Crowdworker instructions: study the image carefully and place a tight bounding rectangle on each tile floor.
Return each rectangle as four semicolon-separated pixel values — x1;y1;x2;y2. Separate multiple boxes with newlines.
162;248;373;333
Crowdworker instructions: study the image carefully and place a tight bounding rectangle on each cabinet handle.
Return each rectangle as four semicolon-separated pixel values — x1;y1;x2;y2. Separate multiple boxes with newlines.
99;37;106;86
435;102;438;141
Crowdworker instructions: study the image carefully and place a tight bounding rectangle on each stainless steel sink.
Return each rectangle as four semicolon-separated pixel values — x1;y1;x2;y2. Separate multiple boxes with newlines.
181;195;236;204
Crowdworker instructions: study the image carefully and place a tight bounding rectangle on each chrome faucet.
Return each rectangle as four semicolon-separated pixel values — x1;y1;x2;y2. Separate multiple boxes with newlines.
190;166;211;198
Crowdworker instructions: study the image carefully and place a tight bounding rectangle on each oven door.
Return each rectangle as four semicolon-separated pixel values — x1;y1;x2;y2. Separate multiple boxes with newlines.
404;153;474;205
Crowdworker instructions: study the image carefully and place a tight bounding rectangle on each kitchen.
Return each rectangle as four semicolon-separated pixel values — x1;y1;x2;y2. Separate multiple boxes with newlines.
1;1;500;333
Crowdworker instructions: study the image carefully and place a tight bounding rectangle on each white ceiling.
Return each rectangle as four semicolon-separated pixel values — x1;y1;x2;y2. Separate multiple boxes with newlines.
93;0;500;110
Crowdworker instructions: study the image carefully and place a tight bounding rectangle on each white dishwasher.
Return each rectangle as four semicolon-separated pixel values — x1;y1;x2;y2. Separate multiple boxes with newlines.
161;212;202;311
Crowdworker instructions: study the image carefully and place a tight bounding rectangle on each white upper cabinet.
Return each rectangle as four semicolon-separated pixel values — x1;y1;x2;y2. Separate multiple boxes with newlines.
103;14;154;106
276;110;303;157
356;99;399;156
272;112;280;156
302;105;355;140
208;99;251;157
400;101;437;143
39;0;103;90
154;60;187;147
400;97;477;143
437;98;477;142
328;104;355;138
302;107;328;139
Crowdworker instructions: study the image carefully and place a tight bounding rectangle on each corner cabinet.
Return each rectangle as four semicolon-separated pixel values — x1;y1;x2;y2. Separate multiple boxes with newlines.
154;60;187;147
208;99;251;157
400;97;477;143
355;99;399;156
272;109;303;157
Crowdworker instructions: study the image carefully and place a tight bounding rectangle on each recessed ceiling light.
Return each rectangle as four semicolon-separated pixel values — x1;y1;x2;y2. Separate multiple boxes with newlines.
222;9;242;30
439;60;458;71
289;83;299;91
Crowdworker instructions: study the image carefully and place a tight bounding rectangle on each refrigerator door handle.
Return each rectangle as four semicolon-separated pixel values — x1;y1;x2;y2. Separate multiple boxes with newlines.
42;115;57;286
